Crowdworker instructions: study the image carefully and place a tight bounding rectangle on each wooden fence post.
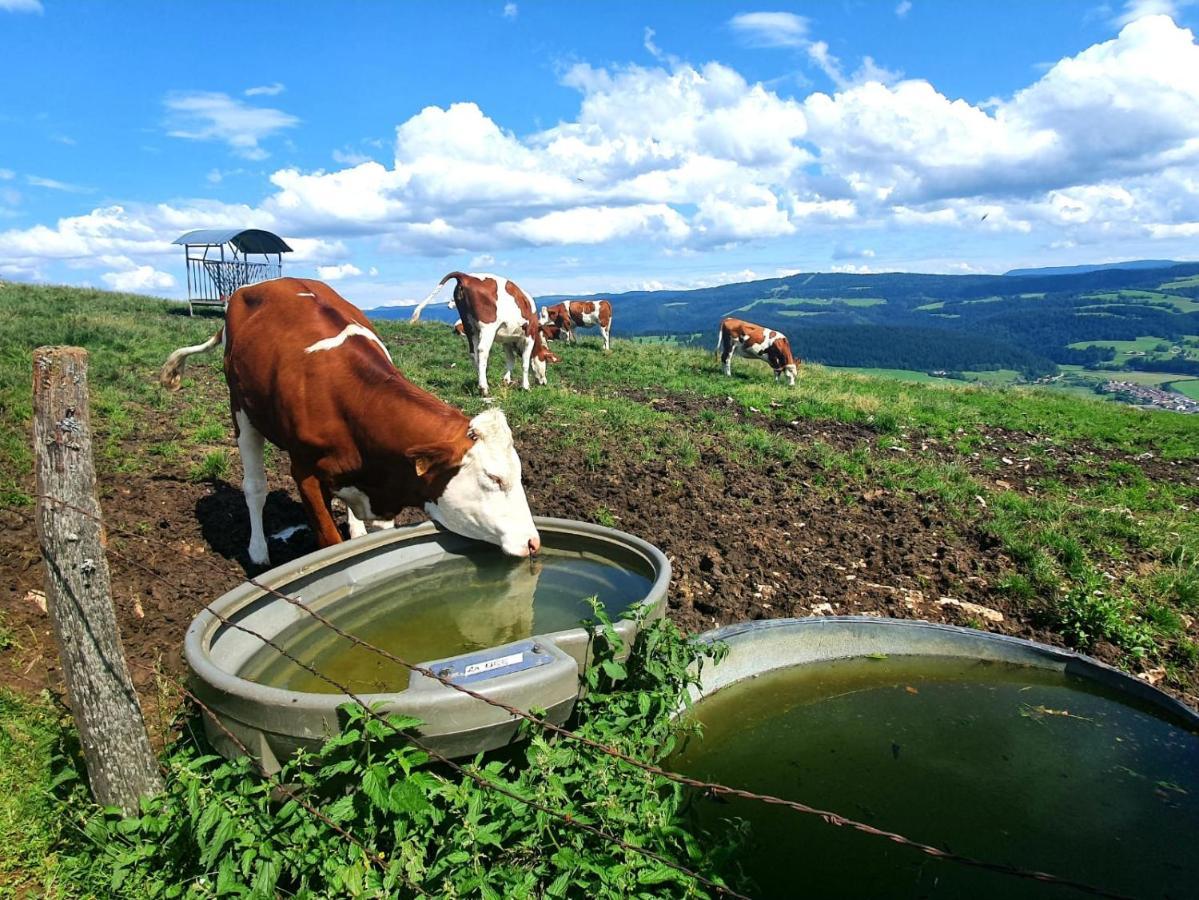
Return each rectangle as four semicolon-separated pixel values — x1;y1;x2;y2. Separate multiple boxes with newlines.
33;346;163;814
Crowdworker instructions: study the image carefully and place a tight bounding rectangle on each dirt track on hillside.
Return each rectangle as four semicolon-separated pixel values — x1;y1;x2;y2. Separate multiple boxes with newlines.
2;379;1196;727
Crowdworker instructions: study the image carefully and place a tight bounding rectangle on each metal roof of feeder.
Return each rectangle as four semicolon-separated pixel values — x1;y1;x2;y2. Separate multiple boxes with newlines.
173;228;293;255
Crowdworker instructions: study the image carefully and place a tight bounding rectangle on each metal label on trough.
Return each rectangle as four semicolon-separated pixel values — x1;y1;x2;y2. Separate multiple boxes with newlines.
428;640;553;685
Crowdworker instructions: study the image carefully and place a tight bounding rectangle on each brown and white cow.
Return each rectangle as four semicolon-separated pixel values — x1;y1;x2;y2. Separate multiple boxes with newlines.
160;278;540;564
539;299;613;351
716;317;800;386
529;322;562;386
411;272;544;395
451;318;466;338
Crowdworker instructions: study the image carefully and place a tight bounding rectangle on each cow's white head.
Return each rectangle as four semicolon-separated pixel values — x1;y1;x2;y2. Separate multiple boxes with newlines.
530;349;562;385
423;408;541;557
782;363;797;387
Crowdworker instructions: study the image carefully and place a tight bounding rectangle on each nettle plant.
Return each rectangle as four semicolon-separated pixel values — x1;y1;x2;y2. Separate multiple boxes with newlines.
56;606;745;899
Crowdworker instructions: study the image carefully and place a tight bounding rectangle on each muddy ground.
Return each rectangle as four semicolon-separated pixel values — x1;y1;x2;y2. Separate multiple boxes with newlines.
2;383;1196;723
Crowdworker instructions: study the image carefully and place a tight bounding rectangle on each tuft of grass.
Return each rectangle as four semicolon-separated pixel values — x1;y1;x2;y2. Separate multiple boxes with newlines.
190;421;226;443
146;441;181;462
188;450;230;482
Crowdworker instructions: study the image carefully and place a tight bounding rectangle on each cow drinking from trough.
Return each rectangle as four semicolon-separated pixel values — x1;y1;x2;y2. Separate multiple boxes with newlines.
716;317;800;386
410;272;547;395
539;299;613;352
160;278;540;564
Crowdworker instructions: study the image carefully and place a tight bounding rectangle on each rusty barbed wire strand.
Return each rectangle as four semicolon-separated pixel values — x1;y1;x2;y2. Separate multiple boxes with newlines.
92;536;748;900
38;494;1136;900
126;659;431;897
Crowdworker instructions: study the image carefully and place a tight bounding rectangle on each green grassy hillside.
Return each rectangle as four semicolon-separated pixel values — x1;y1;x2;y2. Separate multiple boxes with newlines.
1;282;1197;895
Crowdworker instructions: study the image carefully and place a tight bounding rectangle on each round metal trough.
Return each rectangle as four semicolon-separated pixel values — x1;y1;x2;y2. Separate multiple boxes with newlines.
688;615;1199;724
186;517;670;773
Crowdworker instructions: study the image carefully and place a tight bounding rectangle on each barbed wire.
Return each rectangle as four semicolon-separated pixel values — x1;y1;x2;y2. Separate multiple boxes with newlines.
36;493;1135;900
93;535;748;900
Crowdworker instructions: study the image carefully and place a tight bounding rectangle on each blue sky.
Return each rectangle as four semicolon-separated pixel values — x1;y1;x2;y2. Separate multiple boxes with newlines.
2;0;1199;306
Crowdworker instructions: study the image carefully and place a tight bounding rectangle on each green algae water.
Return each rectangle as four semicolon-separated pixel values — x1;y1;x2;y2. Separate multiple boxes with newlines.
238;546;653;694
670;656;1199;899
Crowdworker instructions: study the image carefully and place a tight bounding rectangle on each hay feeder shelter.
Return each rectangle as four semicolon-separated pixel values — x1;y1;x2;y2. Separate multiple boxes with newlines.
174;228;292;315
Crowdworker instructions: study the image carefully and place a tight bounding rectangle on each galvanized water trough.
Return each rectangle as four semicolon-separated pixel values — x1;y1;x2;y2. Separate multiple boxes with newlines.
186;518;669;772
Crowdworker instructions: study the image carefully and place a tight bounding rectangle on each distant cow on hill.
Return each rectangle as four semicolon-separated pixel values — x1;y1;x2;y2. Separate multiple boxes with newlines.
540;299;613;352
411;272;546;395
717;317;800;386
160;278;540;563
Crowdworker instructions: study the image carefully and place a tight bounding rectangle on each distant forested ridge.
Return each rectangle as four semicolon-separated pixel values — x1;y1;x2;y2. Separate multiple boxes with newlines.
371;262;1199;376
1003;259;1182;277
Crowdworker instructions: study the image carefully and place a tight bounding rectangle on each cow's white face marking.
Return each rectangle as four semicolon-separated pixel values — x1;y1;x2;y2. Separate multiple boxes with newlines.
424;408;539;557
530;354;548;385
304;323;393;363
782;363;798;386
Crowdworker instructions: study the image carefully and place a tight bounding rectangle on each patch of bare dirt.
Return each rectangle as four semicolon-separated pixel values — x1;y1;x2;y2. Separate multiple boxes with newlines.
2;383;1195;720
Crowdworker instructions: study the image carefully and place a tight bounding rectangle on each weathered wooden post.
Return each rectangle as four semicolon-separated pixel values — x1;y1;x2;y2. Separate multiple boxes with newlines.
33;346;162;814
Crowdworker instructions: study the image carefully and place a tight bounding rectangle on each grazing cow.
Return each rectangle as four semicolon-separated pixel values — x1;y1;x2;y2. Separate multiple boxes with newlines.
452;318;466;338
539;299;613;351
160;278;540;564
411;272;542;395
717;317;800;386
529;322;562;386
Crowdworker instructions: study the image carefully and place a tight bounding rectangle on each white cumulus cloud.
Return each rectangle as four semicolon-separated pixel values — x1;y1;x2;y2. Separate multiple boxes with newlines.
728;12;809;47
165;91;299;159
245;82;286;97
315;262;362;280
102;264;175;293
1112;0;1196;27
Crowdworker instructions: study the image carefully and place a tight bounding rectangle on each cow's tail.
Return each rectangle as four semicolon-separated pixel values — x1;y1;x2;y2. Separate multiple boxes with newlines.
160;329;222;391
410;271;468;322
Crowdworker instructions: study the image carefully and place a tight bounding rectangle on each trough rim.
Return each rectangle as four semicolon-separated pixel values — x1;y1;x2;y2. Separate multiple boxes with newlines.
691;615;1199;729
184;516;671;712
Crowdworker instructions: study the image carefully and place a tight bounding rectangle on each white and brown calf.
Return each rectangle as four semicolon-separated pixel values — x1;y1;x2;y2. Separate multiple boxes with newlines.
717;317;800;386
412;272;544;395
540;299;613;352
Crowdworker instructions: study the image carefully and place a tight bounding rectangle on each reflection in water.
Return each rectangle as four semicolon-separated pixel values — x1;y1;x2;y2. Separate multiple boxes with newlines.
239;547;652;694
454;556;540;648
670;656;1199;900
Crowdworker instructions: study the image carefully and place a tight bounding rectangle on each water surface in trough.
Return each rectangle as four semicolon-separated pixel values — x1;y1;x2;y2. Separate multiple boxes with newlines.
670;655;1199;899
239;546;653;694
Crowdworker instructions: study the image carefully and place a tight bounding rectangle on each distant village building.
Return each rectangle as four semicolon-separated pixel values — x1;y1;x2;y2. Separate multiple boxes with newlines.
1099;380;1199;414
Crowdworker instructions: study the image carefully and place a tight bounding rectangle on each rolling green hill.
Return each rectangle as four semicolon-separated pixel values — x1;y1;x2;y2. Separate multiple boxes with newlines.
373;263;1199;379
